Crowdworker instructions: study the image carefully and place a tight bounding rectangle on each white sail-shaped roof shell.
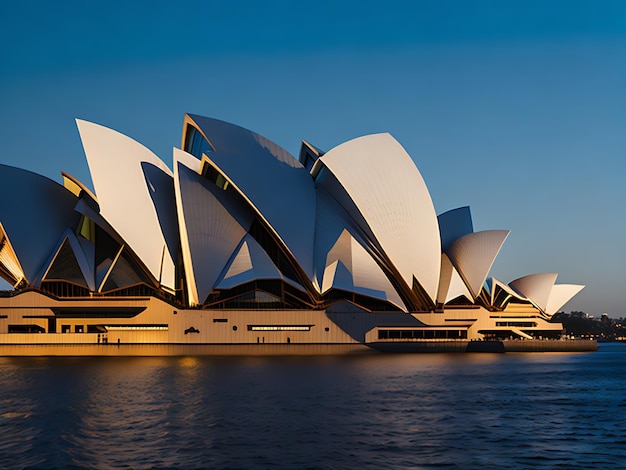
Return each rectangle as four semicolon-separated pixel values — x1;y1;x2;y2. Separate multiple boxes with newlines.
545;284;585;316
185;115;316;284
509;273;558;312
173;150;200;304
0;164;79;285
76;120;178;291
173;148;254;305
446;230;510;299
318;133;441;303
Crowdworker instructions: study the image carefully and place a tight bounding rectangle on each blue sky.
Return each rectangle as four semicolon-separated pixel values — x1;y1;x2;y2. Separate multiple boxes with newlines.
1;1;625;316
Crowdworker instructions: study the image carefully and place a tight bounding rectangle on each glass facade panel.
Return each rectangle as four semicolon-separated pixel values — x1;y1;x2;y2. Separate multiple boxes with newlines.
77;216;95;242
495;321;537;327
44;239;88;287
184;125;213;159
377;329;468;340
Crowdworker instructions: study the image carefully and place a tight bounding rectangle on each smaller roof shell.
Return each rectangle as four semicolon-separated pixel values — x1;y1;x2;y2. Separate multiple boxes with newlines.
545;284;585;316
509;273;558;312
446;230;510;299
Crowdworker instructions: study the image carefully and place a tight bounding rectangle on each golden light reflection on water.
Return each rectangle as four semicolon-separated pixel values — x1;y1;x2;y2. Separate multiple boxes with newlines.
177;356;200;368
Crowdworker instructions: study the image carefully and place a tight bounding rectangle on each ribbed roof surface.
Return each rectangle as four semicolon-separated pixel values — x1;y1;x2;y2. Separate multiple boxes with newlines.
509;273;559;312
319;133;441;303
186;115;316;282
174;151;253;304
446;230;510;299
77;120;178;291
0;164;79;284
545;284;585;316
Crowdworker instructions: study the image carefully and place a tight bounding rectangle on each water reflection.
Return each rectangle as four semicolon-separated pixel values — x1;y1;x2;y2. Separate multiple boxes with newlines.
0;346;624;468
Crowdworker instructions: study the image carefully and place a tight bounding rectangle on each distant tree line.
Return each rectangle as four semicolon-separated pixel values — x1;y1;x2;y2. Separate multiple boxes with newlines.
551;311;626;340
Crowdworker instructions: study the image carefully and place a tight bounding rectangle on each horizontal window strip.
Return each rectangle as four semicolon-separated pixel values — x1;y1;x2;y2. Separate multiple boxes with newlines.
247;325;312;332
105;324;168;331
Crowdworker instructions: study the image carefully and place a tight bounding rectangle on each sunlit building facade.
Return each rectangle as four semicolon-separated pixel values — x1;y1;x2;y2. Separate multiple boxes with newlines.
0;115;588;352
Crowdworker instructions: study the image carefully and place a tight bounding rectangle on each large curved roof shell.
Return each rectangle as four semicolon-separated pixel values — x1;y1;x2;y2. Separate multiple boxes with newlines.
173;150;200;303
174;148;254;305
446;230;510;299
183;115;316;284
0;164;79;285
438;206;474;252
545;284;585;316
318;133;441;304
76;120;178;292
509;273;558;312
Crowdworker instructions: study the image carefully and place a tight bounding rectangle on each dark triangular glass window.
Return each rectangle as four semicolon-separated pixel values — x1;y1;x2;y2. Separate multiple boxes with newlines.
44;238;88;288
95;225;121;288
101;248;153;292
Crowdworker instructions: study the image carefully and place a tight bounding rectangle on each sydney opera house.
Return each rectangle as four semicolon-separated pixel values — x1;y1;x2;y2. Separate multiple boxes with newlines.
0;114;591;353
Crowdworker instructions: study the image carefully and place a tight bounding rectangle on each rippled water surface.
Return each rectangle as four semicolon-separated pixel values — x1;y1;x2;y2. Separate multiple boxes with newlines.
0;343;625;469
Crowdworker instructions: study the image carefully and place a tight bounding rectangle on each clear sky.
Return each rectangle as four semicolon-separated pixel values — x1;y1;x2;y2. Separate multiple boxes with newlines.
1;1;625;316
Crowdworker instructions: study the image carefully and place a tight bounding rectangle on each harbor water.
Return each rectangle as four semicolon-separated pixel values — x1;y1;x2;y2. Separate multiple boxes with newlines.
0;343;624;468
